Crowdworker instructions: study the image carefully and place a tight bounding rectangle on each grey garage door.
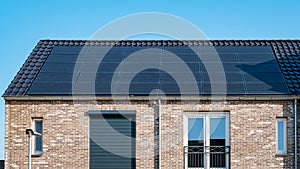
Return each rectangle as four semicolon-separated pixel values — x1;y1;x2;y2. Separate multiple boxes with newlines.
89;111;136;169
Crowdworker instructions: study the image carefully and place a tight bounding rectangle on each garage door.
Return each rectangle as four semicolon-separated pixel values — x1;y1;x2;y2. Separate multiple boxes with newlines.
89;110;136;169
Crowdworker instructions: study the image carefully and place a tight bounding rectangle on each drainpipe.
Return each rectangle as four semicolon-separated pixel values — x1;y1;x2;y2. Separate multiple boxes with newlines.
294;99;298;169
26;129;41;169
26;130;32;169
158;99;162;169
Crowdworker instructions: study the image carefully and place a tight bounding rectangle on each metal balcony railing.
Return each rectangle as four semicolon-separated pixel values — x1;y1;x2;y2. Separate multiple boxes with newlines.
184;146;230;169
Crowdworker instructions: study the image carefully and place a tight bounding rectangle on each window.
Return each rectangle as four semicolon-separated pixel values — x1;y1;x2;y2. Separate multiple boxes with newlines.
32;118;43;155
184;113;230;169
276;118;287;154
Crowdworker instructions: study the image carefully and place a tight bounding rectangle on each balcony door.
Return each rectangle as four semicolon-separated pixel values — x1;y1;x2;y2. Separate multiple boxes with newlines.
184;113;230;169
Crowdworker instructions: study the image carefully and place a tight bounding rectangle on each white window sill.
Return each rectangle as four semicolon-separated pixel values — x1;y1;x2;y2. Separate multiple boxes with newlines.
31;152;43;157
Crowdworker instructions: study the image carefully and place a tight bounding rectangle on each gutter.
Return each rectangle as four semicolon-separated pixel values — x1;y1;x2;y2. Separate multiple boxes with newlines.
3;95;300;101
295;99;298;169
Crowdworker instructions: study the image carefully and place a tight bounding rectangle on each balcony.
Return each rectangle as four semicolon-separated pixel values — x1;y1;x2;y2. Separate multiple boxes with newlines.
184;146;230;169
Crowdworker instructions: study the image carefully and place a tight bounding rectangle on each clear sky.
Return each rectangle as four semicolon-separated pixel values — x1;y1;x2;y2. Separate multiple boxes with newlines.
1;0;300;160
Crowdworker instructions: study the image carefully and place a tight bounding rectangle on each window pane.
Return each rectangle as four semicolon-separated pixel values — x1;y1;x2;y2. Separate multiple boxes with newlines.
35;136;42;152
188;118;203;141
35;121;43;133
34;120;43;153
277;121;284;151
210;118;225;139
188;118;204;167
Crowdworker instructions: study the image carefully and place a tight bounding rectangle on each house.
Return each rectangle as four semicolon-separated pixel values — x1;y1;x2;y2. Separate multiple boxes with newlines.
3;40;300;169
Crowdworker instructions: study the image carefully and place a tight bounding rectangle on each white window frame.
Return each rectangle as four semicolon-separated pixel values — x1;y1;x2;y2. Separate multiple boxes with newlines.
183;112;230;169
32;118;43;155
276;118;287;155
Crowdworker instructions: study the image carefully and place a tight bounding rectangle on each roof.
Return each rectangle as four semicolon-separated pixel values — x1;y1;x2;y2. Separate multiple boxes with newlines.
3;40;300;97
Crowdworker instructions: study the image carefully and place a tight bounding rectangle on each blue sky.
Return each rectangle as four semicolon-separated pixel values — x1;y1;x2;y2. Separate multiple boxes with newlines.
1;0;300;160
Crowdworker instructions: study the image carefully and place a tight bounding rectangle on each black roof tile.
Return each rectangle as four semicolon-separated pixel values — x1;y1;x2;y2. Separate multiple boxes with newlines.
3;40;300;96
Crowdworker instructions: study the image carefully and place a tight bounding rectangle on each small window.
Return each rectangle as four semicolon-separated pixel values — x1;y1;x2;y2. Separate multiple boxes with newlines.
276;118;287;154
32;118;43;155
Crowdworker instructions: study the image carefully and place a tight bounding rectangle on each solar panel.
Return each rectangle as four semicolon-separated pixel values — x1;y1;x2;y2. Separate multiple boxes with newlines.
34;72;78;83
201;63;241;72
160;72;201;83
203;83;245;94
85;46;113;54
120;72;160;83
27;45;290;95
129;82;160;94
46;54;79;63
212;46;236;54
123;46;161;55
79;54;125;63
244;73;286;83
161;83;201;94
77;73;114;83
237;54;275;63
163;46;196;54
161;62;200;73
50;46;87;54
199;46;235;54
199;54;237;63
73;82;111;94
236;46;274;54
246;83;289;94
40;63;77;73
202;72;243;83
27;82;73;94
241;63;281;73
162;53;200;63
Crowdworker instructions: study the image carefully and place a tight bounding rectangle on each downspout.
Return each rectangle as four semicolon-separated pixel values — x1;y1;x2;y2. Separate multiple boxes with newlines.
294;99;298;169
158;99;162;169
27;131;32;169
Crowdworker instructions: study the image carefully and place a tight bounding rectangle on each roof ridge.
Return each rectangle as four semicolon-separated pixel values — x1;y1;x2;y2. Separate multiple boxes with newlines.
37;39;300;47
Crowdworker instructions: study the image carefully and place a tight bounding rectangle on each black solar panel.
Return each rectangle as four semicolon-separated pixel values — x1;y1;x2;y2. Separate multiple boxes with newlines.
210;46;235;54
200;54;237;63
163;46;196;53
26;45;290;95
203;83;245;94
46;54;79;63
202;72;243;83
33;72;79;83
40;63;77;73
237;54;275;63
51;46;86;54
241;63;281;73
28;82;73;94
162;53;200;63
246;83;288;94
160;72;201;83
235;46;273;54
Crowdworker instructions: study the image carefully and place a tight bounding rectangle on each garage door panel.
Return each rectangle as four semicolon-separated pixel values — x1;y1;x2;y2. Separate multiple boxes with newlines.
89;111;136;169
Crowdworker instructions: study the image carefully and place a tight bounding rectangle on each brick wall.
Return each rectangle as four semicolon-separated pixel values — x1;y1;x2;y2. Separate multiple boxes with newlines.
5;99;295;169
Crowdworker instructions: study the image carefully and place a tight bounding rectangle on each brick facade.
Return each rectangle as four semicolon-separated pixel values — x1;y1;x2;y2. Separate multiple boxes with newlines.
5;99;296;169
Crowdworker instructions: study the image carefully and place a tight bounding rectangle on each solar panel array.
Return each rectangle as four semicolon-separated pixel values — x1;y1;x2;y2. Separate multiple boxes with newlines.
27;45;290;95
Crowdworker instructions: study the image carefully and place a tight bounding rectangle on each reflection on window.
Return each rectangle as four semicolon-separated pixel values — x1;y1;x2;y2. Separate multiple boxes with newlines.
33;118;43;155
188;118;204;146
276;118;287;154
